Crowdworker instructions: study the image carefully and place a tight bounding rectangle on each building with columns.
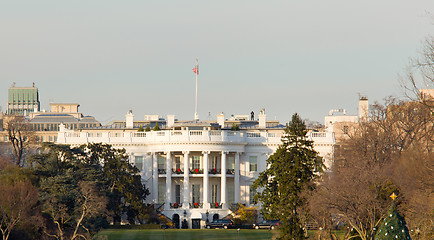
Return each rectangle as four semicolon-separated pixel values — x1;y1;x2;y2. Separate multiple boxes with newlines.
57;111;335;229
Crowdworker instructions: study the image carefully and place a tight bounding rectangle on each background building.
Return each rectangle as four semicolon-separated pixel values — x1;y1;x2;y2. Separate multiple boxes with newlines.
7;83;40;115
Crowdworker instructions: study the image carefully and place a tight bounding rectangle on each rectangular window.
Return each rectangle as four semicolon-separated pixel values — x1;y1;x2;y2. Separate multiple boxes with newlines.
212;184;218;203
249;186;256;205
135;156;144;172
343;125;349;135
192;156;200;169
175;185;181;203
174;157;181;170
227;183;234;204
249;156;258;172
227;156;235;170
158;156;165;170
158;184;165;204
211;156;218;169
192;184;200;203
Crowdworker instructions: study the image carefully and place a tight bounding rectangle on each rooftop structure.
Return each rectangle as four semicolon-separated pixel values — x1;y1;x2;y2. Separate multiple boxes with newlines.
7;83;40;116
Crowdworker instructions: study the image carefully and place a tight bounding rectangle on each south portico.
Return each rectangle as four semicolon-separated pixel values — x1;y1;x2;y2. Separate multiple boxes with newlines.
148;149;243;228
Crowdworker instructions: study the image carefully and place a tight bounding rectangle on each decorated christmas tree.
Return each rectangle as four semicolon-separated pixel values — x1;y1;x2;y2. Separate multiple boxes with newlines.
375;193;411;240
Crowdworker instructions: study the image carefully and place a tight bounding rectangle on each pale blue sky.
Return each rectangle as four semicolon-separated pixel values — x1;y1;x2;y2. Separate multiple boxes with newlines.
1;1;433;124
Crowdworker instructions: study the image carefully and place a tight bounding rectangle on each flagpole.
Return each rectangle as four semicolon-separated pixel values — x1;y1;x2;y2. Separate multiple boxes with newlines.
194;58;199;121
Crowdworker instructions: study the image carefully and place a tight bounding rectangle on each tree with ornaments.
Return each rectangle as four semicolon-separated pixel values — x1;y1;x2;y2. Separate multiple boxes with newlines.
375;193;412;240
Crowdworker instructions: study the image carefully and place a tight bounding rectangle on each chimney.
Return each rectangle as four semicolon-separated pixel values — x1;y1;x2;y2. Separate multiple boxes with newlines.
258;109;266;128
167;115;175;128
358;96;369;122
126;110;134;128
217;112;225;127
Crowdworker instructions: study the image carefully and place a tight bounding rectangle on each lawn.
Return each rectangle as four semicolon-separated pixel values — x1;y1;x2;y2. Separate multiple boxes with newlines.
94;229;276;240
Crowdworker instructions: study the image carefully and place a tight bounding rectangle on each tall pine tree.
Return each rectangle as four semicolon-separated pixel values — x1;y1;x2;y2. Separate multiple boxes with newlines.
253;113;324;240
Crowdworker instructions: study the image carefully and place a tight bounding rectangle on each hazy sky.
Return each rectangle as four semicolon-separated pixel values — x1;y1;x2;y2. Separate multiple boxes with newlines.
1;1;433;124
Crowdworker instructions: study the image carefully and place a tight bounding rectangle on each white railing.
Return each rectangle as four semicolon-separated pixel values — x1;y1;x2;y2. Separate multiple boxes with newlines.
65;133;80;138
133;132;147;137
311;132;327;138
246;132;261;138
171;131;183;136
209;130;221;136
267;133;281;138
189;131;202;136
109;132;124;137
59;129;295;145
88;133;102;138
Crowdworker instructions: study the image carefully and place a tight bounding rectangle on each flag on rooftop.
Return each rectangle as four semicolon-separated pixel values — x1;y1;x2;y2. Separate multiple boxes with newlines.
193;65;199;75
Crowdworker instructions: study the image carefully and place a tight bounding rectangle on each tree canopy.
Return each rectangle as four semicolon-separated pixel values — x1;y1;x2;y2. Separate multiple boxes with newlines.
28;142;149;240
253;113;324;240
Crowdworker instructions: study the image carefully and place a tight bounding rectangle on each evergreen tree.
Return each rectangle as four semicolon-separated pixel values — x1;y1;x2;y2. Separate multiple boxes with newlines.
153;123;160;131
231;123;240;131
145;125;151;132
375;195;411;240
137;125;144;132
253;113;324;240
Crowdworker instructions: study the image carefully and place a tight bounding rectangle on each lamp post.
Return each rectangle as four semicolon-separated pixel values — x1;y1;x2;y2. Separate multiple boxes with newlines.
183;210;188;229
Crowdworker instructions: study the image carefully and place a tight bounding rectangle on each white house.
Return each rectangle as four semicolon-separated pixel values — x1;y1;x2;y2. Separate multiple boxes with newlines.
57;112;334;229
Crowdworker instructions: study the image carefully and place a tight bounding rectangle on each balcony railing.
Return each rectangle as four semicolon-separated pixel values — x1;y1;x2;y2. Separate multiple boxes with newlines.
210;202;223;209
158;169;166;174
226;169;235;175
172;168;184;174
209;168;221;174
190;202;203;208
189;168;203;174
170;203;182;209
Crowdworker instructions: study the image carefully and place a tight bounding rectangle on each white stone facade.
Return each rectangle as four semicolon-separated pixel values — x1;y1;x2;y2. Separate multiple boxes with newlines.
57;115;335;228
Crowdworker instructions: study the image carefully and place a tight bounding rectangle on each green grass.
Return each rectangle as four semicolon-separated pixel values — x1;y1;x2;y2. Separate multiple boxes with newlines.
95;229;276;240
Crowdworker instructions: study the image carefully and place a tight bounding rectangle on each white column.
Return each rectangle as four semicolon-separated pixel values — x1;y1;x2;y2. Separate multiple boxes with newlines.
152;153;158;204
165;152;172;210
183;151;190;208
221;151;227;208
203;151;209;209
234;152;240;203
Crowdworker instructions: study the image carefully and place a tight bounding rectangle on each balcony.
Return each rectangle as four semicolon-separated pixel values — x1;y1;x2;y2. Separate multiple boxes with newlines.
210;202;223;209
190;202;203;208
209;168;221;174
170;203;182;209
172;168;184;174
189;168;203;174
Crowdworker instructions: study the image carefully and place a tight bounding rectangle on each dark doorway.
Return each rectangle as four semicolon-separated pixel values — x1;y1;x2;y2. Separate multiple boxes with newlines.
213;214;219;222
192;219;201;229
172;214;180;229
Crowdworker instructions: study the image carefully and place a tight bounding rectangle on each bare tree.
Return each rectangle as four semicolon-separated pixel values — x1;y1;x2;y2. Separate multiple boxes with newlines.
311;99;433;240
0;180;39;240
43;181;107;240
401;36;434;109
4;115;34;166
392;147;434;240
